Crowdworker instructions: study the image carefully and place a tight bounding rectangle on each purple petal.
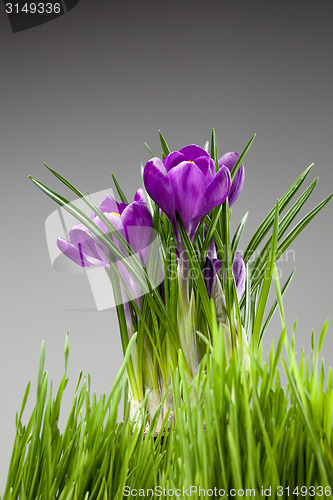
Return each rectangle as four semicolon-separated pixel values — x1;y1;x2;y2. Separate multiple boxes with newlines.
168;161;206;231
143;157;175;220
118;202;128;214
163;151;185;172
121;202;153;254
233;251;246;300
211;258;222;277
57;236;104;268
90;194;120;219
194;156;216;183
203;258;222;297
68;223;107;264
219;152;245;206
203;258;215;297
92;212;125;261
179;144;210;161
134;188;146;205
93;212;124;235
195;165;231;220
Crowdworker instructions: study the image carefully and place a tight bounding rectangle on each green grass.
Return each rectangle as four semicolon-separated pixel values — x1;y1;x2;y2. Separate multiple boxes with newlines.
3;322;333;499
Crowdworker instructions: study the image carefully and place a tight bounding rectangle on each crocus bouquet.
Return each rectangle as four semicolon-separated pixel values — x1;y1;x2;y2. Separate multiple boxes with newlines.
29;130;331;431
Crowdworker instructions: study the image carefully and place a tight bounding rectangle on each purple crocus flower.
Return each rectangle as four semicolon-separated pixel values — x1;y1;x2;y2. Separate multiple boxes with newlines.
57;192;150;269
57;193;153;308
218;152;244;207
143;145;231;241
57;193;154;328
204;251;246;301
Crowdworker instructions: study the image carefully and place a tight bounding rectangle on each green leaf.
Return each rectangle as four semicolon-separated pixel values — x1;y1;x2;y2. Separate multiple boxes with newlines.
272;263;286;329
231;133;256;182
260;269;295;340
244;192;332;307
111;172;129;204
210;128;218;171
318;321;329;357
243;163;313;263
200;205;223;260
144;142;154;158
252;201;279;350
275;192;333;262
19;382;31;422
158;130;171;158
250;177;318;280
231;211;249;261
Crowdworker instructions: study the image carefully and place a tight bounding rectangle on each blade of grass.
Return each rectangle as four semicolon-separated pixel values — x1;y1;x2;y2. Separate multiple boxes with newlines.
252;201;279;350
230;133;256;182
144;142;154;158
243;164;313;263
158;130;171;158
260;269;295;341
250;177;318;281
111;173;129;204
231;211;249;261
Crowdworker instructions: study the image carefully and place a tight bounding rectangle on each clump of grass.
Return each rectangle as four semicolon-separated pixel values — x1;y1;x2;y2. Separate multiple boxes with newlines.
3;321;333;499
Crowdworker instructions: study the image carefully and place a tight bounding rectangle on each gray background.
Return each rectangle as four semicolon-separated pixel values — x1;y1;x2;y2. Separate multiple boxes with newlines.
0;0;332;490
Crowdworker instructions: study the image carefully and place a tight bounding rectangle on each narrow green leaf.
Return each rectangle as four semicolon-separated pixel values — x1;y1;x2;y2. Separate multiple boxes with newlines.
158;130;171;158
243;164;313;263
203;140;209;152
273;263;286;329
111;173;129;204
19;382;31;422
231;211;248;261
251;177;318;280
200;205;223;259
210;128;218;170
318;321;329;357
260;269;295;340
231;133;256;182
252;201;279;350
144;142;154;158
275;193;333;262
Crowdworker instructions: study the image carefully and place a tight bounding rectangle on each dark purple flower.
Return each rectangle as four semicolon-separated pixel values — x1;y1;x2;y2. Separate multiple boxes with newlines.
204;251;246;301
143;145;231;241
218;152;244;207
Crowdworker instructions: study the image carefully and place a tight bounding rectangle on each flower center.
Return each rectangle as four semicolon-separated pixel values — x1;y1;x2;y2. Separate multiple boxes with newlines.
109;212;121;217
188;160;195;164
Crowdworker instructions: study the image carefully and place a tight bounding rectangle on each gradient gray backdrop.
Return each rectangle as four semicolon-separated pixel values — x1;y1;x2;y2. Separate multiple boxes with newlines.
1;0;332;489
